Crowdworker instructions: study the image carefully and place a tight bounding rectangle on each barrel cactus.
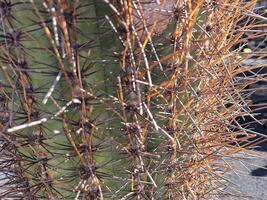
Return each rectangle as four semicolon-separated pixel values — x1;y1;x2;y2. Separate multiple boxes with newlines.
0;0;262;199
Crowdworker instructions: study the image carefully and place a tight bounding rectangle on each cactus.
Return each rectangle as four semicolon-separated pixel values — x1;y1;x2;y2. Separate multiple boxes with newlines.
0;0;263;199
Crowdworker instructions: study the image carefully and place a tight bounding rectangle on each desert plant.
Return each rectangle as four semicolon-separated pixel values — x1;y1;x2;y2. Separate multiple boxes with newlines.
0;0;264;199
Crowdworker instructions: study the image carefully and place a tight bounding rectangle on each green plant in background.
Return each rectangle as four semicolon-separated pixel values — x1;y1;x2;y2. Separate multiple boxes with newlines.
0;0;263;199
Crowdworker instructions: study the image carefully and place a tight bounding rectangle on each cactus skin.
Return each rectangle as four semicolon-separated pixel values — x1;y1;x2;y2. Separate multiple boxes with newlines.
0;0;262;199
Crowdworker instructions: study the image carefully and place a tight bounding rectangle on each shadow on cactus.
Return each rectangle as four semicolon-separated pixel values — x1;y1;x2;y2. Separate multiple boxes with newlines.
0;0;264;199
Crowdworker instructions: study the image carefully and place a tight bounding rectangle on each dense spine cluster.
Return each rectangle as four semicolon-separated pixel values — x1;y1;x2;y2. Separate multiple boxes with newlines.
0;0;264;199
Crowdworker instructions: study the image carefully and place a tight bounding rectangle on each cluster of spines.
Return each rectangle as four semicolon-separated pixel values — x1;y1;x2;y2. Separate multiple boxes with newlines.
0;0;64;199
0;0;263;199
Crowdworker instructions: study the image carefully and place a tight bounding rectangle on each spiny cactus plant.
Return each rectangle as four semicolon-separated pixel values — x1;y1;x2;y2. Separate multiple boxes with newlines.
0;0;264;199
